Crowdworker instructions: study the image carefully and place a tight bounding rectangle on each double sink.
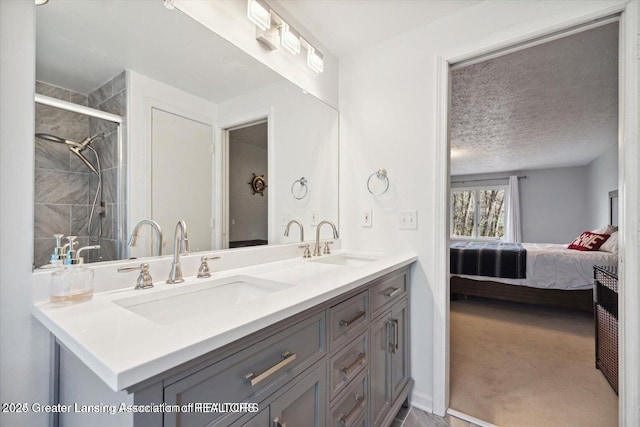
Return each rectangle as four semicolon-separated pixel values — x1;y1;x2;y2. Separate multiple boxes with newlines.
113;254;379;325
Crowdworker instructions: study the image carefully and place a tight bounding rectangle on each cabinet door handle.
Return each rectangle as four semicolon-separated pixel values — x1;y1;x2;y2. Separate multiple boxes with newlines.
392;318;399;351
387;320;396;354
384;287;401;298
245;352;297;387
338;394;364;426
340;310;365;327
273;416;286;427
340;352;366;375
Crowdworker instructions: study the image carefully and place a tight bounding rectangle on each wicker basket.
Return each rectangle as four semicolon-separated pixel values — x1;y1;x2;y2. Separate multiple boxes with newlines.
594;266;618;394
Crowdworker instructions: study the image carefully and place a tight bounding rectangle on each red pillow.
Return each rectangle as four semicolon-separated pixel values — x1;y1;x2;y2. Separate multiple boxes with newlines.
568;231;610;251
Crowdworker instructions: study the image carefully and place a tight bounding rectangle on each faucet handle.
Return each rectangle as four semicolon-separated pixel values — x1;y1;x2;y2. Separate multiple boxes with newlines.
323;241;334;255
298;244;312;259
118;263;153;290
198;256;220;278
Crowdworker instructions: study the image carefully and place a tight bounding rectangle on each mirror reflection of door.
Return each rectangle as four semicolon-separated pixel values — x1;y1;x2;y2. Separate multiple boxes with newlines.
151;108;214;254
227;121;268;248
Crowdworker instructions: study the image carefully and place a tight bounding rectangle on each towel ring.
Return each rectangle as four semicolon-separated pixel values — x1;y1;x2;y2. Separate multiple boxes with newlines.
367;169;389;196
291;177;308;200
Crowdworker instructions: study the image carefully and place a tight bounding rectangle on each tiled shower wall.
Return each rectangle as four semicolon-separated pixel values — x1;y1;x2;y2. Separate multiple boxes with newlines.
34;72;127;268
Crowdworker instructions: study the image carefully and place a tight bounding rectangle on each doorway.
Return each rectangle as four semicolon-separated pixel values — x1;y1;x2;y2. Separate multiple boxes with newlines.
447;18;618;425
224;120;269;249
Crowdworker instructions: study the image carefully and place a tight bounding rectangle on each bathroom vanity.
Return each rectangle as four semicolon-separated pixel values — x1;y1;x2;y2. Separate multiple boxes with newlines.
32;250;416;427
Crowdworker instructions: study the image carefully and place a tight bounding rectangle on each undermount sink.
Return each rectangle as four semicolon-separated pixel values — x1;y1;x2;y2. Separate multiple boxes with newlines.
311;254;380;267
113;275;293;325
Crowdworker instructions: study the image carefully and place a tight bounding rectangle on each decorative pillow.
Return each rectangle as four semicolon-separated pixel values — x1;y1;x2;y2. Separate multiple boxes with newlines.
592;225;618;235
568;231;610;251
600;231;618;254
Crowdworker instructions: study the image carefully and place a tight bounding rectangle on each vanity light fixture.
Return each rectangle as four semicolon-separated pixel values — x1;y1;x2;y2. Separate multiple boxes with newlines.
246;0;324;73
280;23;301;54
301;38;324;73
247;0;271;31
307;46;324;73
163;0;176;10
35;0;49;5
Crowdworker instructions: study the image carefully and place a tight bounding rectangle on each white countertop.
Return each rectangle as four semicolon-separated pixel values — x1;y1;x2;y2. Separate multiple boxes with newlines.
32;251;416;391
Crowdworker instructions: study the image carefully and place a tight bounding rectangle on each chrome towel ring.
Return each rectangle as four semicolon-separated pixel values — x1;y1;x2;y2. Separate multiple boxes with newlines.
291;177;308;200
367;168;389;196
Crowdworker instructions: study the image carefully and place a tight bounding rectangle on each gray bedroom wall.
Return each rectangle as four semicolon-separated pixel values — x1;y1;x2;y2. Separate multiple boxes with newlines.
452;165;591;244
586;149;618;229
229;141;268;245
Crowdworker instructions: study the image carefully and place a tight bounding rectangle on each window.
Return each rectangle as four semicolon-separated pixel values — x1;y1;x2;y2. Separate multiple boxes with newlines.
451;186;506;239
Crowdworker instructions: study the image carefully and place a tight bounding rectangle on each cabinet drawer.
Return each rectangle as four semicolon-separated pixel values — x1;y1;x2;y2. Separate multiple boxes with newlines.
328;332;368;400
329;291;368;351
329;371;368;427
371;271;407;315
164;312;325;427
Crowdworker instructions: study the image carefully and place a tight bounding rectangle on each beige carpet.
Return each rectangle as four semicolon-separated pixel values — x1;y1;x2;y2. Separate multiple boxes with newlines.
450;298;618;427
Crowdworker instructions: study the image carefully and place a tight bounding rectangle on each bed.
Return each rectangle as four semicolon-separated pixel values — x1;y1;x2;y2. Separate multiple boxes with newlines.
450;241;618;313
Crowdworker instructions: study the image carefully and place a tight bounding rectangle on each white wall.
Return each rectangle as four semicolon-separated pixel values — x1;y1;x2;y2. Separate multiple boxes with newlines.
175;0;339;109
338;0;631;413
0;2;51;426
586;149;619;229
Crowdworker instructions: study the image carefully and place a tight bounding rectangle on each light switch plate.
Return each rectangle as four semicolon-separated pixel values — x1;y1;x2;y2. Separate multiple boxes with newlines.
399;210;417;229
362;209;372;227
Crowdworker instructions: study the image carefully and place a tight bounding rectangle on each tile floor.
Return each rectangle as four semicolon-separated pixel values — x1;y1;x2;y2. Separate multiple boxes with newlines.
390;406;483;427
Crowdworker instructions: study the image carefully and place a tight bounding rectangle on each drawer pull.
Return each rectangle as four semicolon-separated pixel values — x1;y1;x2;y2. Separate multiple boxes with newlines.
245;352;297;387
273;416;286;427
384;287;401;298
339;310;365;327
338;394;364;426
340;352;366;376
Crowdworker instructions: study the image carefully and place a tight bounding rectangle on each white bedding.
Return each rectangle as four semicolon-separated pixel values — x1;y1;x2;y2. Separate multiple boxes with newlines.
452;243;617;291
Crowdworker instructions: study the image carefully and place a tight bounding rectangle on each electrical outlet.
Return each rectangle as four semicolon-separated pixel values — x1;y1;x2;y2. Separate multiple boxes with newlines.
310;211;318;226
399;210;417;230
362;209;372;227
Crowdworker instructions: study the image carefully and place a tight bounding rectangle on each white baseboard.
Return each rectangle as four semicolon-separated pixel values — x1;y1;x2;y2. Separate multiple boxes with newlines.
447;408;498;427
409;389;433;414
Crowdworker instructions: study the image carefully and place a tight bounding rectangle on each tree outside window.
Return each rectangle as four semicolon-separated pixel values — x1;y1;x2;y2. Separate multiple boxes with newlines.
451;186;506;239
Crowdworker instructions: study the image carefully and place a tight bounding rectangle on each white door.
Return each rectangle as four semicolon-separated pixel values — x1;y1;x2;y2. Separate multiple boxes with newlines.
151;108;214;254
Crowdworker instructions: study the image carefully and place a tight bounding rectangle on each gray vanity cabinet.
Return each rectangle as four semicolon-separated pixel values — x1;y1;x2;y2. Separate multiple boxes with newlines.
131;265;412;427
370;298;410;427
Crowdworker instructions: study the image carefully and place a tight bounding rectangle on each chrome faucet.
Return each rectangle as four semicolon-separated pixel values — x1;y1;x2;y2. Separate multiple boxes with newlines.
313;220;339;257
167;220;189;284
128;219;163;256
284;220;304;242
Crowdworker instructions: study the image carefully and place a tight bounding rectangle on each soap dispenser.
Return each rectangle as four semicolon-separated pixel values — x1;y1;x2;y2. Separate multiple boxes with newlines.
49;234;66;267
50;237;100;305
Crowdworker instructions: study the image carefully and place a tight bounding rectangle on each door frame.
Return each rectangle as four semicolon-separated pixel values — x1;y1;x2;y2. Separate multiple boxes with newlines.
432;2;639;424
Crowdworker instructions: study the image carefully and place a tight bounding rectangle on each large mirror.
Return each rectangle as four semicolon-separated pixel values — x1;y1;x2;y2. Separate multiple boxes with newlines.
33;0;339;268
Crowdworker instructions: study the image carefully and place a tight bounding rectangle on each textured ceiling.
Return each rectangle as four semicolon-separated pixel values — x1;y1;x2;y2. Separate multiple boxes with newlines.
450;22;618;176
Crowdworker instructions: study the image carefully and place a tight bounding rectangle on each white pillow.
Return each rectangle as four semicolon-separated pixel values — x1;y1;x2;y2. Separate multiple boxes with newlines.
592;225;618;235
600;231;618;254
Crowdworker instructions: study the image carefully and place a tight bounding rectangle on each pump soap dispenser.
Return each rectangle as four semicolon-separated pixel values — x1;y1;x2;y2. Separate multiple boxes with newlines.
50;237;100;305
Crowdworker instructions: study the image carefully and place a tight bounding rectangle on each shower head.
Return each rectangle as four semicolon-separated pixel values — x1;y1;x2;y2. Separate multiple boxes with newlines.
35;133;103;175
69;146;99;175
